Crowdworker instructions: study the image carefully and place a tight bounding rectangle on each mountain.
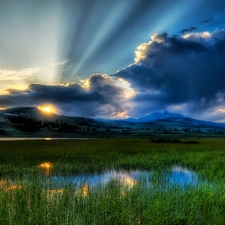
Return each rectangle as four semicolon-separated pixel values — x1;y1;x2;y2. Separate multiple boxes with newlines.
124;111;225;129
125;111;186;122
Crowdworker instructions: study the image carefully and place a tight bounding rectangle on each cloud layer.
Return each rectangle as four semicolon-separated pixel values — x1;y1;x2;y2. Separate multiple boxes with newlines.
0;74;127;117
114;30;225;120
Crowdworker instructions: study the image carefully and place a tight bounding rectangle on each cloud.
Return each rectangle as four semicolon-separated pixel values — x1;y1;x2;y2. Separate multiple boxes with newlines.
2;29;225;121
49;60;68;67
0;74;127;117
0;67;40;81
200;17;213;24
113;29;225;119
179;27;198;34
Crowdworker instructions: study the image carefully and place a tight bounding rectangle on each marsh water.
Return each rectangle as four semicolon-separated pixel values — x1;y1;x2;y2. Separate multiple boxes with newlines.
0;165;199;195
46;166;198;189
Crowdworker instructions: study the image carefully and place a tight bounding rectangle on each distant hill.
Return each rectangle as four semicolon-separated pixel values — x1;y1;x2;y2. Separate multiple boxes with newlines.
2;107;55;120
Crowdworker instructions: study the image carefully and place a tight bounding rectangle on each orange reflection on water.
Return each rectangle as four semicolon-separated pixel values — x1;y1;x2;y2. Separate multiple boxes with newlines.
44;189;64;200
119;176;136;198
136;216;141;225
0;180;22;191
6;184;22;191
122;177;136;187
38;162;53;175
76;184;89;197
81;184;89;197
0;180;7;187
46;189;64;194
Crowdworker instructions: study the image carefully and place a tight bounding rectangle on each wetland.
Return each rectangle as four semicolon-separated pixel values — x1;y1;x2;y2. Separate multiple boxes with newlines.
0;138;225;224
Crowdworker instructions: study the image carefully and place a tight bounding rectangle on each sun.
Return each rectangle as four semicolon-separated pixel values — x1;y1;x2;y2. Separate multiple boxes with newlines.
43;107;51;113
38;105;54;113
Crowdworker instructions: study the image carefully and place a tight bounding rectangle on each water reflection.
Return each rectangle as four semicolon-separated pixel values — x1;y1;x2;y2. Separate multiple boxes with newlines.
49;166;198;193
49;166;198;189
0;179;22;191
0;166;198;195
50;170;146;188
38;162;53;175
170;166;198;185
81;184;89;197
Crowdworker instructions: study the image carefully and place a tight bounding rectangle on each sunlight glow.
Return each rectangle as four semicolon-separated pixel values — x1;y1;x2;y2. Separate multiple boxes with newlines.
182;31;211;40
43;107;51;113
218;108;225;113
114;77;136;98
38;106;54;114
111;111;129;119
0;84;28;95
0;67;40;81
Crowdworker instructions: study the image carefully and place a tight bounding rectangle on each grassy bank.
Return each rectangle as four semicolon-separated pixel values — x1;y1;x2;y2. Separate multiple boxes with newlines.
0;138;225;224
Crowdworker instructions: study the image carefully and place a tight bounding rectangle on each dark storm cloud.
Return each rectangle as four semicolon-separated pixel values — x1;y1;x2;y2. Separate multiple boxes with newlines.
179;27;198;34
200;17;213;24
0;74;126;117
113;29;225;117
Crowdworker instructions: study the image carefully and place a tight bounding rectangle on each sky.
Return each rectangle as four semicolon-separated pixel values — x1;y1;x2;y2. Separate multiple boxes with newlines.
0;0;225;121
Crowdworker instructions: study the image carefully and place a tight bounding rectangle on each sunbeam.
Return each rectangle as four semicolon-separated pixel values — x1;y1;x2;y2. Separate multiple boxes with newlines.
69;1;129;79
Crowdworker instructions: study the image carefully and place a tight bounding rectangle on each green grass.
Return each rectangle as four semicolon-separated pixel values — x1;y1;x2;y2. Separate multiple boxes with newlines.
0;138;225;224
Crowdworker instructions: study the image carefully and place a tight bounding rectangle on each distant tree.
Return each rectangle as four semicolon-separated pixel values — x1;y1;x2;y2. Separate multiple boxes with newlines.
0;129;6;134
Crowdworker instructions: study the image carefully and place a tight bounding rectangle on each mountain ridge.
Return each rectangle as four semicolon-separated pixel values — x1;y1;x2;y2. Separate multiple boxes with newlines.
124;111;186;122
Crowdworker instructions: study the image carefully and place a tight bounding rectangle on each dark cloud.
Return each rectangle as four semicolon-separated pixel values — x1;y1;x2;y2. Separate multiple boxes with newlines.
113;30;225;118
0;74;127;117
200;17;213;24
179;27;198;34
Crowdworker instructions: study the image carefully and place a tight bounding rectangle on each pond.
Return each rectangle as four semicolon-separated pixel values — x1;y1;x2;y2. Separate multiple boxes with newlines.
47;166;198;189
0;165;199;196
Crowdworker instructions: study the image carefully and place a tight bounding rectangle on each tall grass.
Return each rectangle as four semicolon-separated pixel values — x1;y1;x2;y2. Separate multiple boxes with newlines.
0;138;225;224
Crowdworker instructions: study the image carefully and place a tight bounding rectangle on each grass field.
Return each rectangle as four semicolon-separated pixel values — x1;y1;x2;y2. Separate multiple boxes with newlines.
0;138;225;224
